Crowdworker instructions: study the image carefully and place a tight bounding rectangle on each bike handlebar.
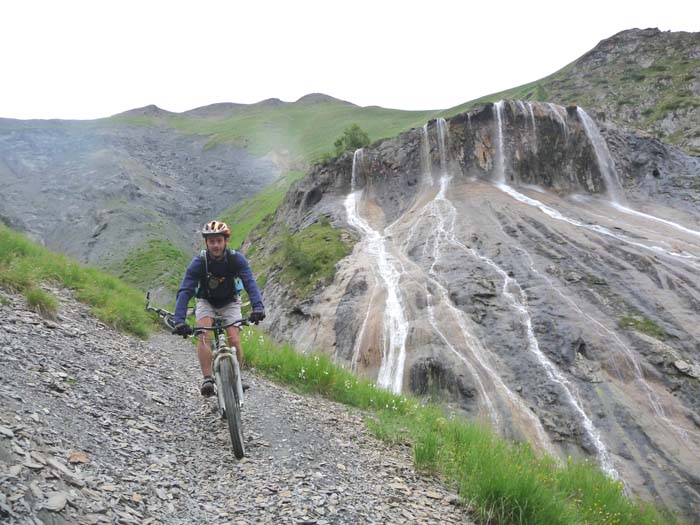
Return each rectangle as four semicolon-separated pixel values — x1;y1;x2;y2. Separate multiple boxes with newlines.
145;292;251;335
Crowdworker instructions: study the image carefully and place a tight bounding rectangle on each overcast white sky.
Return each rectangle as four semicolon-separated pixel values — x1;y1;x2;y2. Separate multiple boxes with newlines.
1;0;698;120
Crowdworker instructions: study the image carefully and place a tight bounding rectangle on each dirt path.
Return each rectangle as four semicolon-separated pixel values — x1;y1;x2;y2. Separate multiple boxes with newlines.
0;288;473;524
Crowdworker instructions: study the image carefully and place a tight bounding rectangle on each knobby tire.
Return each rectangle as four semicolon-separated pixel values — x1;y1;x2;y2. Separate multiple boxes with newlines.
220;357;245;459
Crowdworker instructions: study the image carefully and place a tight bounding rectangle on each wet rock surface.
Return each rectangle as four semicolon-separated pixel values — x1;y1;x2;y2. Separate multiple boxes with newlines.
256;102;700;518
0;287;472;524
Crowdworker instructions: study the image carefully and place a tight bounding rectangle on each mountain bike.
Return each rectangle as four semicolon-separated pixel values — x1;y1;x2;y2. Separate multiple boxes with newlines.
145;293;250;458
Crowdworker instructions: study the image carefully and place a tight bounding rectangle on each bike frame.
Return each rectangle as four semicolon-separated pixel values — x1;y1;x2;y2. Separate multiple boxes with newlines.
144;292;248;411
208;320;245;412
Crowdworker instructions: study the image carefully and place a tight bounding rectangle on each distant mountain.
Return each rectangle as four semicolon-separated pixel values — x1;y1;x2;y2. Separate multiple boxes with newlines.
112;104;176;118
0;96;436;304
110;94;434;163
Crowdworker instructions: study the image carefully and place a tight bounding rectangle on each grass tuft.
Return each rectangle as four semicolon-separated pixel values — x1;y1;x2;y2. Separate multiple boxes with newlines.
619;313;666;340
25;287;58;319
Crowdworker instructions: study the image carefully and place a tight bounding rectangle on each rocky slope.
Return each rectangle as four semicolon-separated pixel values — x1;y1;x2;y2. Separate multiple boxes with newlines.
253;101;700;518
0;117;280;267
0;287;471;524
447;28;700;153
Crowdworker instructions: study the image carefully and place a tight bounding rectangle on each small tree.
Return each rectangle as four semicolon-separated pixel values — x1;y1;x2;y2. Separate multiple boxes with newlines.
334;124;370;156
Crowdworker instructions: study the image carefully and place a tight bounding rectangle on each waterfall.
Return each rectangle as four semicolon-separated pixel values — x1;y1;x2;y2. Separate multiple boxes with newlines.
421;124;433;186
343;149;408;394
437;118;449;175
527;102;538;152
547;102;569;132
419;120;555;450
493;101;507;183
577;108;624;204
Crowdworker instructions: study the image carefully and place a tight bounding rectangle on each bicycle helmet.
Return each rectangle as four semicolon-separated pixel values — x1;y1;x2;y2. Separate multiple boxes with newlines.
202;220;231;238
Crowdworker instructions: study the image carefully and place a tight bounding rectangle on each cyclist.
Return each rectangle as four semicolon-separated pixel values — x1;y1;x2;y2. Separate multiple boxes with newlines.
173;220;265;396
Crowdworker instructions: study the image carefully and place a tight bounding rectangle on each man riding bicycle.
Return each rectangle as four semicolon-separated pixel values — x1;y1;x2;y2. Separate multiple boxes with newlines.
173;220;265;396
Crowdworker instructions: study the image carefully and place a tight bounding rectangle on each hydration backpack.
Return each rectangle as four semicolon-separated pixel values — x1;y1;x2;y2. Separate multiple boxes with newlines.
195;249;244;300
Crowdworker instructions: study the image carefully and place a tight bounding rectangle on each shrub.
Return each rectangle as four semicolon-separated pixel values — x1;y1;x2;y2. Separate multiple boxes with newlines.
334;124;370;156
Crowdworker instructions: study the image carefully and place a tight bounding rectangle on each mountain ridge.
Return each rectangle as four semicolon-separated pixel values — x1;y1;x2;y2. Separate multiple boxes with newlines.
443;27;700;153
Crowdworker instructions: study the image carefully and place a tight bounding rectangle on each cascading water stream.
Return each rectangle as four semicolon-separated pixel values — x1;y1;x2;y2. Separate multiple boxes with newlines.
421;123;433;186
577;108;624;204
486;103;628;470
610;202;700;239
429;117;612;472
343;149;408;394
493;101;507;183
411;118;555;451
468;247;616;475
514;244;700;448
577;106;700;242
547;102;568;132
497;183;700;266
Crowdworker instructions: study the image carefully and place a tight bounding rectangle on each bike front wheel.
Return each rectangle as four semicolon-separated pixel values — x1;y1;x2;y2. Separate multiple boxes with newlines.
220;357;245;459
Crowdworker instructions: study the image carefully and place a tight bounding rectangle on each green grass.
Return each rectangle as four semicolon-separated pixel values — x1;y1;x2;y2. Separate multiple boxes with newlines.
221;170;305;249
278;217;353;296
109;238;191;293
619;313;666;340
239;330;675;525
0;224;152;337
249;215;354;299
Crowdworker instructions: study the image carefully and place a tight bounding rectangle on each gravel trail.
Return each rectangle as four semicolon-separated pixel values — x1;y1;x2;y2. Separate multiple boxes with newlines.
0;288;473;524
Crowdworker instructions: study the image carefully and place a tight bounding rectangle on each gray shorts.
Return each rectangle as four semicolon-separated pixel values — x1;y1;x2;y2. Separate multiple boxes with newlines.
195;298;242;326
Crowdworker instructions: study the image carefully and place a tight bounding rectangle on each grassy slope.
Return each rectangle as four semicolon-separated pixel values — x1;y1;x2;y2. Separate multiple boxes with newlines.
114;100;436;163
108;239;192;293
0;225;152;337
241;331;674;525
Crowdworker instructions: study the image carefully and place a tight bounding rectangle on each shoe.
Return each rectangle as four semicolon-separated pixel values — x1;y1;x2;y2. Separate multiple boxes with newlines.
200;376;215;397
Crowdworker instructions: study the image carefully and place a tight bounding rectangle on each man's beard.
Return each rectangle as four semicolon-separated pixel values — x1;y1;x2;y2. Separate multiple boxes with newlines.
209;247;225;259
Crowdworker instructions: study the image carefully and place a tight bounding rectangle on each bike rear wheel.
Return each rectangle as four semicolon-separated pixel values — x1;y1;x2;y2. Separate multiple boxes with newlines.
220;357;245;458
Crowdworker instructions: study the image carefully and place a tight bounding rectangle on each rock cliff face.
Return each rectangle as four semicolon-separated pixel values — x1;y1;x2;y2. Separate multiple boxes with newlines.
0;117;280;265
257;101;700;517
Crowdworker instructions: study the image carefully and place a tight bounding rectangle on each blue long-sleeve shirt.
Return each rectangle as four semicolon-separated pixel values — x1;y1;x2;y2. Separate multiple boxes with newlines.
174;250;264;323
